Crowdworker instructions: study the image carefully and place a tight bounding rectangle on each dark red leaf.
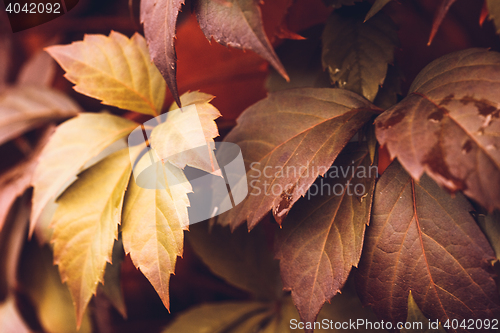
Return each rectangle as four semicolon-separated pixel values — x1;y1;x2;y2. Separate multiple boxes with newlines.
195;0;289;82
275;143;376;326
357;161;500;332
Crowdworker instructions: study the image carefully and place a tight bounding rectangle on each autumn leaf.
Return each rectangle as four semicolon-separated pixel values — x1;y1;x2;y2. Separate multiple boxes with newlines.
428;0;457;46
322;11;399;102
51;146;141;327
195;0;289;82
275;143;376;325
46;32;166;116
487;0;500;35
375;48;500;212
0;86;80;147
31;113;138;235
188;221;281;299
150;92;221;174
121;152;192;312
217;88;379;230
365;0;392;22
402;292;446;333
140;0;184;107
356;161;500;330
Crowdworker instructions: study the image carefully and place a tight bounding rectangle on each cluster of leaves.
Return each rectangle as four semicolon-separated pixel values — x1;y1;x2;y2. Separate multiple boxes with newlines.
2;0;500;332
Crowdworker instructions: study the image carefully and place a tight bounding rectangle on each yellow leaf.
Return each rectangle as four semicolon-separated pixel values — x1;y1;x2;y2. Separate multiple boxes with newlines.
51;146;141;327
121;152;192;310
150;91;222;173
46;31;166;116
31;113;138;236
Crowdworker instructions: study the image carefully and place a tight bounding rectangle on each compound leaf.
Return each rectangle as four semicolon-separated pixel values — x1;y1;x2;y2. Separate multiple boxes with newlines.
275;144;376;325
31;113;138;235
322;11;399;102
195;0;288;81
356;161;500;330
140;0;184;107
46;32;166;116
375;48;500;212
217;88;378;230
51;147;140;327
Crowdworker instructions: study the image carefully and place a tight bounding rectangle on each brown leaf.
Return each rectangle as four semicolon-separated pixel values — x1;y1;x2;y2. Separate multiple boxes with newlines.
356;160;500;331
428;0;457;46
195;0;289;82
322;11;399;102
141;0;184;107
217;88;379;230
275;143;376;325
375;48;500;212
